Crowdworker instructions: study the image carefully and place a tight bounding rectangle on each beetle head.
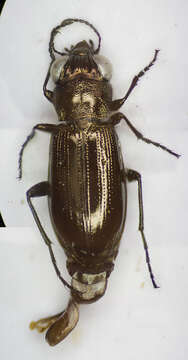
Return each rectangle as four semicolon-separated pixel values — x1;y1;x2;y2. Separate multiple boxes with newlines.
50;41;112;83
69;40;94;55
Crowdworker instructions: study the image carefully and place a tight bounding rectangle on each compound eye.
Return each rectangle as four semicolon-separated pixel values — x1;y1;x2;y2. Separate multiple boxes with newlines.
93;55;112;80
50;56;69;83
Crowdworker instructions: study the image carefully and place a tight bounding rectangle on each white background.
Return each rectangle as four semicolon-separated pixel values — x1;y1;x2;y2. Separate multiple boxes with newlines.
0;0;188;359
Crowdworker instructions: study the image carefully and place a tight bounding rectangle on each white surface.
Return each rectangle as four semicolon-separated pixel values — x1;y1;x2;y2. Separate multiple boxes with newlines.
0;0;188;359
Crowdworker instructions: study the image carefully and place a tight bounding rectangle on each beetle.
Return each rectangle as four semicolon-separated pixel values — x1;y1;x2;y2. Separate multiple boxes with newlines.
19;18;180;346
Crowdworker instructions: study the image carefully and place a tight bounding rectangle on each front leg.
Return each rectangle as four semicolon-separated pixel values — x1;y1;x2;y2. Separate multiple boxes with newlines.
109;50;159;111
43;61;54;102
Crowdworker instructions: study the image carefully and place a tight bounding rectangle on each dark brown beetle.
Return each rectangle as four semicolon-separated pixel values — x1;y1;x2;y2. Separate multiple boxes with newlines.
19;18;180;346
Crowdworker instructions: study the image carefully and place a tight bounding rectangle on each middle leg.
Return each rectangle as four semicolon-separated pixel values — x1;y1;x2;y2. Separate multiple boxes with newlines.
109;112;180;158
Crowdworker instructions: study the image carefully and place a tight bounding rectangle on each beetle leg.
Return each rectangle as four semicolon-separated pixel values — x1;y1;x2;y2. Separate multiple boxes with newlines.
26;181;75;292
109;50;160;111
18;123;57;179
124;169;159;288
109;112;180;158
43;61;54;102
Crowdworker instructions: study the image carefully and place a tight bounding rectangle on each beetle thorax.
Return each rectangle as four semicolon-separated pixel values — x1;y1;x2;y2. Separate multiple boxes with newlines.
53;78;111;123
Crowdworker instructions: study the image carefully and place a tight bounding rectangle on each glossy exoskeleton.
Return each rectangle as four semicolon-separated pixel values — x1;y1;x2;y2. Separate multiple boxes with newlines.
19;18;180;346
